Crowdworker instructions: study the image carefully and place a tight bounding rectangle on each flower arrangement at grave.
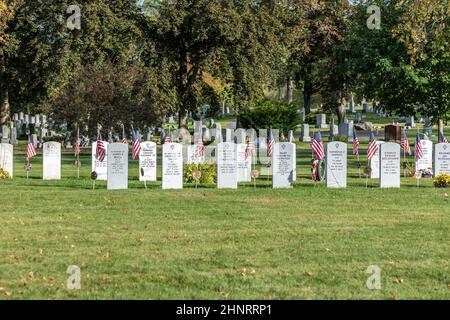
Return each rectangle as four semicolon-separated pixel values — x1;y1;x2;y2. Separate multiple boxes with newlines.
418;168;433;178
184;164;217;184
0;167;11;179
433;174;450;188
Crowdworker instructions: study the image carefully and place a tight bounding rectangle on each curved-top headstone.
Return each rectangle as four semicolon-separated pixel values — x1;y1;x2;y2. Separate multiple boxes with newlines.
379;142;400;188
326;142;347;188
139;141;157;182
434;143;450;176
272;142;295;189
43;142;61;180
91;141;109;181
107;143;128;190
416;140;433;171
0;143;13;178
162;143;183;189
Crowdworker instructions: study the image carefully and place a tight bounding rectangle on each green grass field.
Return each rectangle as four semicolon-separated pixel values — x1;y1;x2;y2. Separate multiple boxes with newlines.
0;142;449;300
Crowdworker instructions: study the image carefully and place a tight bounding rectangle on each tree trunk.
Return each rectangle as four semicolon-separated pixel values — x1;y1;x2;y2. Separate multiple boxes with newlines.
178;107;188;129
0;49;10;126
286;77;293;104
303;75;313;115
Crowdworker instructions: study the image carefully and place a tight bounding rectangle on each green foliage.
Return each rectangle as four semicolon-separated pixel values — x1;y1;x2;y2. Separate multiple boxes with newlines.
184;164;217;184
239;99;298;133
333;135;348;143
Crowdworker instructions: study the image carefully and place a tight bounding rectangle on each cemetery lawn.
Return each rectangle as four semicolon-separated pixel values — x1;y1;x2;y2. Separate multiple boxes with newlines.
0;151;449;300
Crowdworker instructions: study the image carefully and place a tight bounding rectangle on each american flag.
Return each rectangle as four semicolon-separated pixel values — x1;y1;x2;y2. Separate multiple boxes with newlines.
197;139;205;157
267;130;275;157
415;133;423;160
439;131;448;144
96;131;106;162
367;131;379;160
122;130;129;145
401;131;411;155
74;127;81;156
311;132;325;160
164;131;172;143
26;135;37;159
245;139;255;160
353;131;360;155
132;129;142;160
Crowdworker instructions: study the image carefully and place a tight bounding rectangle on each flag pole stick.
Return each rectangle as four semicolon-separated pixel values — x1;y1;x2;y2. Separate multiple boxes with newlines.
357;154;361;178
26;157;30;180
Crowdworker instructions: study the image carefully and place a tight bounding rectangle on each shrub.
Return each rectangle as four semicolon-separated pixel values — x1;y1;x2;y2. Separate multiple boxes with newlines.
0;168;11;179
333;135;348;143
433;174;450;188
184;164;217;184
239;99;298;133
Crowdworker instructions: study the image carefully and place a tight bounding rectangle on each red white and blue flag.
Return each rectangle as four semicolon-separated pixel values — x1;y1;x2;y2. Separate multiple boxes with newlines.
311;132;325;160
401;131;411;155
367;131;379;161
267;130;275;157
353;131;360;155
415;133;423;160
96;131;106;162
74;127;81;156
164;131;172;143
245;139;255;160
132;129;141;160
26;135;37;159
197;139;205;158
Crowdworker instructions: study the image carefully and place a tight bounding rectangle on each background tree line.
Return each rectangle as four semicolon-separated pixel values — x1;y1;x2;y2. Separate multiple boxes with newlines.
0;0;449;135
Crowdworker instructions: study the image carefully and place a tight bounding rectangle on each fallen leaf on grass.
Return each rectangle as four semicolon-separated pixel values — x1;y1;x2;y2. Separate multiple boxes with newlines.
393;278;404;284
4;291;12;297
239;268;247;277
37;248;44;255
306;272;316;277
28;272;35;280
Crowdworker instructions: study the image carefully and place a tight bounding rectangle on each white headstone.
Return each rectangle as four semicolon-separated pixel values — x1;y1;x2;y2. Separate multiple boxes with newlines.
92;141;109;181
217;142;237;189
43;142;61;180
316;114;327;129
370;141;383;179
416;140;433;172
326;142;347;188
107;143;128;190
162;143;183;189
301;124;311;142
139;141;157;181
0;143;13;178
272;143;295;188
236;143;251;182
379;142;401;188
434;143;450;176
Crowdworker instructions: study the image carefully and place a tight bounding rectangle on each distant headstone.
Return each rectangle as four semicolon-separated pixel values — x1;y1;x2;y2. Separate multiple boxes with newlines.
301;124;311;142
363;103;370;113
92;141;109;181
43;142;61;180
370;141;383;179
236;143;251;182
423;118;433;137
19;112;24;121
406;116;415;128
10;127;17;145
355;113;362;124
384;125;402;142
107;143;128;190
434;143;450;176
234;128;247;144
162;143;183;189
194;120;203;142
326;142;347;188
272;143;295;188
349;95;355;113
217;142;237;189
338;121;354;142
139;141;157;181
379;142;401;188
316;114;327;129
0;143;13;178
223;128;232;143
416;140;433;171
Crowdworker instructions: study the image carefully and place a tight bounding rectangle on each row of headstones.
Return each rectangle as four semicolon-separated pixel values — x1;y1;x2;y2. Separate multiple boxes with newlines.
1;113;54;146
1;140;449;189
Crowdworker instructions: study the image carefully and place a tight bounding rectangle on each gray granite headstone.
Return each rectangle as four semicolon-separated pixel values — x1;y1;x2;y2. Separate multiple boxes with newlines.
379;142;400;188
434;143;450;176
43;142;61;180
326;142;347;188
107;143;128;190
406;116;415;128
316;114;327;129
